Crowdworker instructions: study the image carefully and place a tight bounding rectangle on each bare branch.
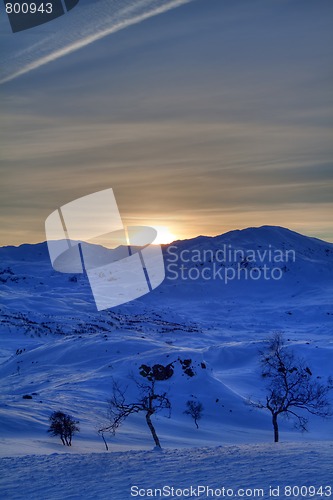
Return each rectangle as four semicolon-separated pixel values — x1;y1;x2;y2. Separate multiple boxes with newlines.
99;372;172;449
251;333;332;442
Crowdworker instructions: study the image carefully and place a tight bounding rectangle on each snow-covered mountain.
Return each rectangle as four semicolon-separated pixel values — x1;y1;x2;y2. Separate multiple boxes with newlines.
1;225;332;330
0;226;332;459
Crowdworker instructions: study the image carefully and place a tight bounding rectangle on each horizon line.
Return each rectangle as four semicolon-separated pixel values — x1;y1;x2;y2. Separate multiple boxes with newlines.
1;224;333;249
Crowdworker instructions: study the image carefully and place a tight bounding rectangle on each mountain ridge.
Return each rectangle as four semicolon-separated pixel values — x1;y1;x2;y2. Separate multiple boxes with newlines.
0;224;332;457
1;225;332;263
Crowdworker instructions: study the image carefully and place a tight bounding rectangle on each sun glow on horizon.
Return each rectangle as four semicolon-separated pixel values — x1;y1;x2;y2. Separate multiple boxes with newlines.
152;226;177;245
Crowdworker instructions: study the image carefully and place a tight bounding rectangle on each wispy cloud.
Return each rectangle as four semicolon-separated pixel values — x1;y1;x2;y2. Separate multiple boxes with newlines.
0;0;194;84
1;0;332;244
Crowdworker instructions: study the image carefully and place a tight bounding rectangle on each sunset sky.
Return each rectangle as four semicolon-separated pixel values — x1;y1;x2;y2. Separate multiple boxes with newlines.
1;0;333;246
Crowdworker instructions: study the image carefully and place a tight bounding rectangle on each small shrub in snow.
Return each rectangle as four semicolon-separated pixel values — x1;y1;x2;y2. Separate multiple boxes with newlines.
184;400;204;429
48;411;80;446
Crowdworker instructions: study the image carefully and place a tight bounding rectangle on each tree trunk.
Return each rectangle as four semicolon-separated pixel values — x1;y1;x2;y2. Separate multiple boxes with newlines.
194;419;199;429
100;432;109;451
146;411;161;448
272;413;279;443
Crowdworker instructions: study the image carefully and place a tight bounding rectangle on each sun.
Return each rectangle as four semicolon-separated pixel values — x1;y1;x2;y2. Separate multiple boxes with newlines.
152;226;177;245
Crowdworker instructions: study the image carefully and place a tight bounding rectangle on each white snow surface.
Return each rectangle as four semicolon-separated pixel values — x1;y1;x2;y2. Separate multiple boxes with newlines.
0;226;332;498
1;443;332;499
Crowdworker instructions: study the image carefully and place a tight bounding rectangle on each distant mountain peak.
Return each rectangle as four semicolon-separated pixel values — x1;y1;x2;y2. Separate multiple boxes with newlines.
1;226;332;262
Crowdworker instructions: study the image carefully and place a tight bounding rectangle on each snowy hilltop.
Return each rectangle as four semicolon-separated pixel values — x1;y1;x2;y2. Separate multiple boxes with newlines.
0;226;332;499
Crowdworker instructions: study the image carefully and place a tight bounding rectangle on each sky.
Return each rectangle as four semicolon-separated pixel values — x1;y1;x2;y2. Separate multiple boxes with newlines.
1;0;333;246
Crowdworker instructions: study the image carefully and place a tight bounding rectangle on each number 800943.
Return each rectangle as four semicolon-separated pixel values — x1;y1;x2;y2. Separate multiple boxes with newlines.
5;3;53;14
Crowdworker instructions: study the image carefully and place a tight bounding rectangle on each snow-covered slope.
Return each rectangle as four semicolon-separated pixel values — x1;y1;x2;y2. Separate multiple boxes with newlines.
1;443;333;500
0;226;332;458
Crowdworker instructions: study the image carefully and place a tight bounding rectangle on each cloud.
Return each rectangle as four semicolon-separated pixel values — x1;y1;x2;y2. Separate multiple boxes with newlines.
1;0;332;244
1;118;332;216
0;0;194;84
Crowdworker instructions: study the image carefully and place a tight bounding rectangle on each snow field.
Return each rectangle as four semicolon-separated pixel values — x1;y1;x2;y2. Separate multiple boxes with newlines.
1;442;332;500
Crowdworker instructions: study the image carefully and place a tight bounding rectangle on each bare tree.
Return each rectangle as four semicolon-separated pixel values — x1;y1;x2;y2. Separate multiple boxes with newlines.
250;333;332;442
48;411;79;446
184;400;203;429
99;377;171;449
